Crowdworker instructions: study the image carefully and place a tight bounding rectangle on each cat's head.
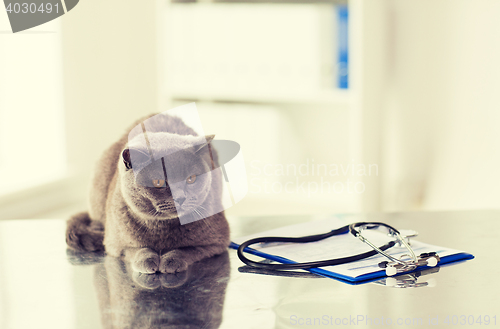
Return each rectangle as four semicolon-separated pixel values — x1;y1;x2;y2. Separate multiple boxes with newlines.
119;132;218;222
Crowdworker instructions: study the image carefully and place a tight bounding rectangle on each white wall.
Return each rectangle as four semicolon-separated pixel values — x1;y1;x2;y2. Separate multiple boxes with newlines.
423;0;500;210
0;17;66;195
60;0;164;181
382;0;500;211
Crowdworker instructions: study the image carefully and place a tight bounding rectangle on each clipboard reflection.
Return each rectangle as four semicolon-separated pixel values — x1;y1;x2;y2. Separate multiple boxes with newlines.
94;252;230;329
238;261;439;288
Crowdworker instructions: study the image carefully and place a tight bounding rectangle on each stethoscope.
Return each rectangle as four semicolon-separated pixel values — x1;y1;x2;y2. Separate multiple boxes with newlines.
374;267;440;288
237;222;440;277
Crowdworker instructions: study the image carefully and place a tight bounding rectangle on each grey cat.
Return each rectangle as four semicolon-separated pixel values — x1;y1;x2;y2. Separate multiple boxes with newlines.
66;112;230;274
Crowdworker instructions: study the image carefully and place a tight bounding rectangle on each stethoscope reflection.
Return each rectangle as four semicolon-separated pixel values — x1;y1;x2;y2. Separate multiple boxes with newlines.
373;266;440;288
93;251;230;329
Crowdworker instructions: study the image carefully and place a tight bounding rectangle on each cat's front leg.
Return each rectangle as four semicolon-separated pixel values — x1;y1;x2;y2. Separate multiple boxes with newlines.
125;248;161;274
159;245;227;273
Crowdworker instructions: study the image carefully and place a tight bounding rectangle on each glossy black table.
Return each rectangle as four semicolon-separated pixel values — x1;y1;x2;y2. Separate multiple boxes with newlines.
0;210;498;329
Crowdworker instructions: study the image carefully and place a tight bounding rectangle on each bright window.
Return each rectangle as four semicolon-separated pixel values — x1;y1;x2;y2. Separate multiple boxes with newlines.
0;16;66;196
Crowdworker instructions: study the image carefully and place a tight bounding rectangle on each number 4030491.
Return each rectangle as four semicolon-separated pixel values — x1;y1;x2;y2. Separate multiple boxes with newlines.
443;315;496;326
5;3;59;14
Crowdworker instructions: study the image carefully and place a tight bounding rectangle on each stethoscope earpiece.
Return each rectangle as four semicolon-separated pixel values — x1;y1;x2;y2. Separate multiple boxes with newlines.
386;266;398;277
427;257;439;267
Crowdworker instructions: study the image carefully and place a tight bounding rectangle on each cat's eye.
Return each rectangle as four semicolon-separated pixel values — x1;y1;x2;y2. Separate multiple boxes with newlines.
186;175;197;184
152;179;165;188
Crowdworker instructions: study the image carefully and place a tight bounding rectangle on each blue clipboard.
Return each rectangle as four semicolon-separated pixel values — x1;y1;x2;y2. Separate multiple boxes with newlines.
229;219;475;285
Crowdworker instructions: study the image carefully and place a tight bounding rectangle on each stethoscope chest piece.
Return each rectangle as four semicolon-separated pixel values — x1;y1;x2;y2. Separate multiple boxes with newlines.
380;252;441;276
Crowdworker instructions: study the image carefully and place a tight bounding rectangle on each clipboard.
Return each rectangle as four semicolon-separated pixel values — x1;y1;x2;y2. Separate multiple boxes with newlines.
230;216;474;285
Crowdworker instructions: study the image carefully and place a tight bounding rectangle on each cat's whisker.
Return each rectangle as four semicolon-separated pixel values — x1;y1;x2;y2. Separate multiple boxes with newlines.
194;205;205;214
207;221;214;233
198;206;212;219
199;215;215;235
199;207;209;218
193;208;203;220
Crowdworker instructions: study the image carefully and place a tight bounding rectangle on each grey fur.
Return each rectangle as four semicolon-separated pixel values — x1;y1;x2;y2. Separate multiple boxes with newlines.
66;113;230;273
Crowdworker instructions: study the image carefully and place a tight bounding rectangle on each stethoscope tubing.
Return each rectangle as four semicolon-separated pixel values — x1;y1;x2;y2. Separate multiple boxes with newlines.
237;224;398;270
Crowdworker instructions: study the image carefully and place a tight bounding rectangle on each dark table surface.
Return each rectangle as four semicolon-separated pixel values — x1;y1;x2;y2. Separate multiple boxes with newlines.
0;210;498;329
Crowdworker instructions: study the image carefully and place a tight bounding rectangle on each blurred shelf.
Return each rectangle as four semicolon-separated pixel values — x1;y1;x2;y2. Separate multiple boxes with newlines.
170;89;352;106
166;3;348;106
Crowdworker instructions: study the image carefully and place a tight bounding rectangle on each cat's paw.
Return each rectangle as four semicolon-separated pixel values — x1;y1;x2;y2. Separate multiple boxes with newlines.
131;249;160;274
66;216;104;252
159;250;188;274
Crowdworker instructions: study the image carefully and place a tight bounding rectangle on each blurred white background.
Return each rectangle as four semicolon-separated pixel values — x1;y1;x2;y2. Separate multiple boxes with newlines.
0;0;499;220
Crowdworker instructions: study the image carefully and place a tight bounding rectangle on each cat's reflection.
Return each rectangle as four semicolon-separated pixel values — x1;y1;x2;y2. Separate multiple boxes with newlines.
94;251;230;329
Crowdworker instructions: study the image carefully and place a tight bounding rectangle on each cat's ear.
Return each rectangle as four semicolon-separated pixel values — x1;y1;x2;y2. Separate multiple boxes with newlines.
122;148;150;170
194;135;215;154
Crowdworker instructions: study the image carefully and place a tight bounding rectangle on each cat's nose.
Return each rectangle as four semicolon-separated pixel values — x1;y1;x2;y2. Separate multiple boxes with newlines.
175;197;186;205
